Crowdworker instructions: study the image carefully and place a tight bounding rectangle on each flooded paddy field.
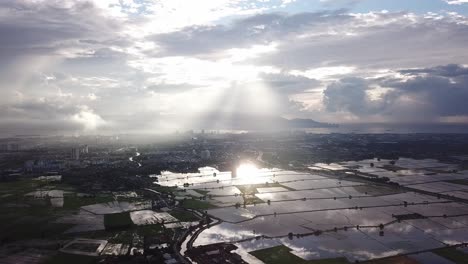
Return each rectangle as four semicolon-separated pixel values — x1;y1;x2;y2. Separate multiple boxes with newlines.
155;159;468;263
81;201;152;215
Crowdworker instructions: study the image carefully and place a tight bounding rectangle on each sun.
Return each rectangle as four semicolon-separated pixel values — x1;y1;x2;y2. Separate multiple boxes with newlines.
236;163;259;179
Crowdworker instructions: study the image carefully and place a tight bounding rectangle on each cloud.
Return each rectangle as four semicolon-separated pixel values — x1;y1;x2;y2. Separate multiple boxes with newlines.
322;64;468;123
256;12;468;70
323;77;371;115
72;106;106;131
260;72;321;94
445;0;468;5
149;10;468;72
149;10;351;57
1;0;468;135
399;64;468;77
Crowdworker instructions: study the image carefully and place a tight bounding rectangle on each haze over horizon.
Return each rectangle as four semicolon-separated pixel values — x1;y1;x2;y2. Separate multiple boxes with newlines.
2;0;468;135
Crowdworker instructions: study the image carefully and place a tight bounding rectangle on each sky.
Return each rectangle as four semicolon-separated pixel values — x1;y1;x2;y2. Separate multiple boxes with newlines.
1;0;468;135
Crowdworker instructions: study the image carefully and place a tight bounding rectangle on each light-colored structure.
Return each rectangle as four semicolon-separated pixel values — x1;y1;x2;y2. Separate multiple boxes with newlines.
81;145;89;154
60;238;108;256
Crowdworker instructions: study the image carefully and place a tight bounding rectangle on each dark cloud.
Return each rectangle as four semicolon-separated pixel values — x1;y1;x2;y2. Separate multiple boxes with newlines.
323;77;371;114
1;96;89;121
399;64;468;78
260;73;321;94
0;1;122;52
323;64;468;122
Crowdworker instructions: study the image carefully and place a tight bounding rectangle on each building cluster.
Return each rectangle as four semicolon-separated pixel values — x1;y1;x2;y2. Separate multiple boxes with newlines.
71;145;89;160
24;159;65;172
0;143;20;152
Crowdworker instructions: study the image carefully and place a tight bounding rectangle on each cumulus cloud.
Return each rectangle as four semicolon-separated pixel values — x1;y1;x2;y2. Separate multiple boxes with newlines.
322;64;468;123
323;78;371;115
72;106;106;131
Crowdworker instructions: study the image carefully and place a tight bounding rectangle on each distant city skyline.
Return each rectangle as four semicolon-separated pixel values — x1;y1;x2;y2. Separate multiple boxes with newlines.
1;0;468;135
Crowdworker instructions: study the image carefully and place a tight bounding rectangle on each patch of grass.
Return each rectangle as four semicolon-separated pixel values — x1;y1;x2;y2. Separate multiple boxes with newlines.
170;210;199;221
152;185;178;194
0;216;73;241
352;185;399;196
180;199;216;210
115;196;144;203
250;245;349;264
433;247;468;264
0;179;39;195
243;195;265;205
0;200;78;242
194;189;210;196
447;179;468;186
63;194;114;210
365;255;419;264
104;212;133;230
136;224;165;236
460;162;468;170
50;183;76;192
380;165;406;172
44;252;96;264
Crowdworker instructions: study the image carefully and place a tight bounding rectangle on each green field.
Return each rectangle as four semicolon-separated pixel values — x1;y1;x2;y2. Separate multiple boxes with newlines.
170;210;199;221
194;189;210;196
433;247;468;264
0;199;73;242
44;253;97;264
242;195;265;205
0;216;73;242
151;185;178;194
447;179;468;186
62;194;114;209
250;245;349;264
104;212;133;230
0;180;41;198
180;199;217;210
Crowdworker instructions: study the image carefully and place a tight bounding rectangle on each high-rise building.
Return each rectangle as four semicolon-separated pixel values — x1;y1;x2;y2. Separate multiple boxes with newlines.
71;148;80;160
81;145;89;154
